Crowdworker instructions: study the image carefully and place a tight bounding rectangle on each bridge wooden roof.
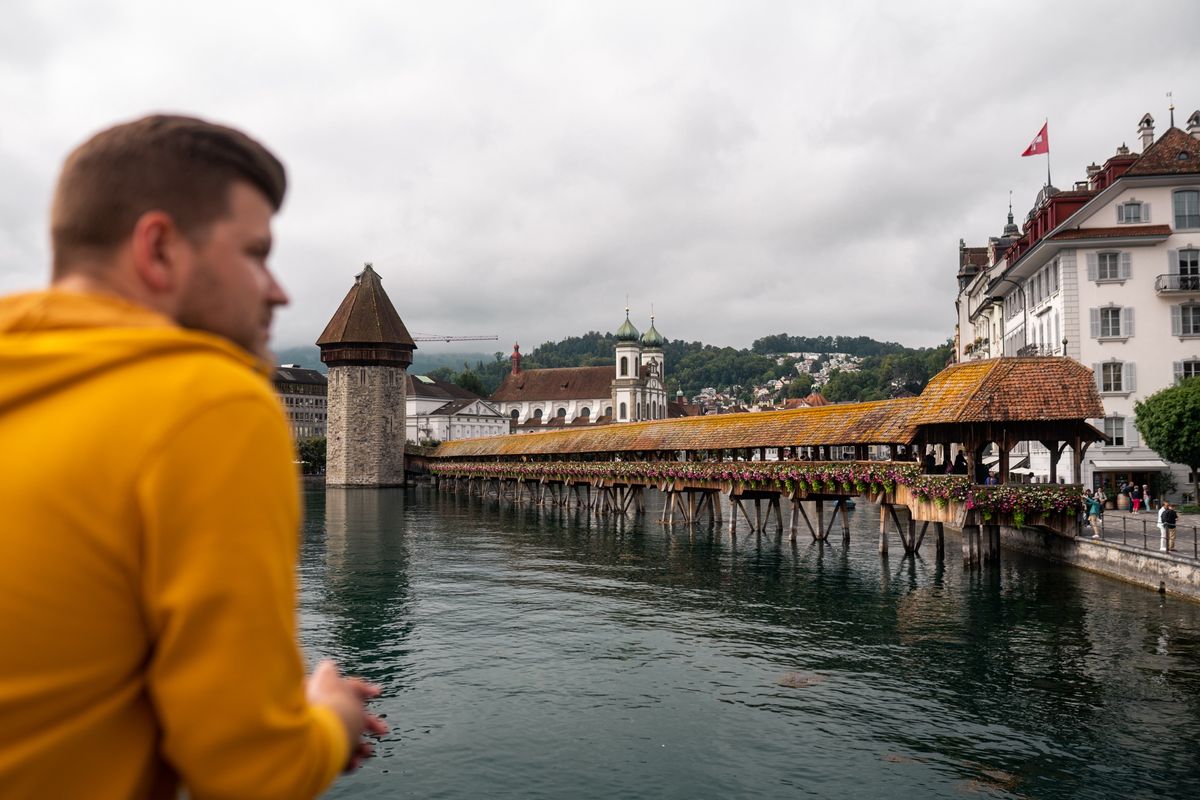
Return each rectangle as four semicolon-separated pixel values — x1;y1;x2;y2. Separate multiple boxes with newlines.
434;397;922;458
912;357;1104;424
431;357;1107;459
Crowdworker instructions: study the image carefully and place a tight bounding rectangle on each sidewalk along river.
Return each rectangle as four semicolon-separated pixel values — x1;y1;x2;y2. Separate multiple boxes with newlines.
299;486;1200;800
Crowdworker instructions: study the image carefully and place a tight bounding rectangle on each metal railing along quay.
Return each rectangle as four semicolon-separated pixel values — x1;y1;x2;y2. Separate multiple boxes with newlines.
1090;511;1200;559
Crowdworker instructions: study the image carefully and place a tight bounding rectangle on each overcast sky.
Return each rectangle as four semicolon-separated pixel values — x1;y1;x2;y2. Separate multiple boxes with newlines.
3;1;1198;354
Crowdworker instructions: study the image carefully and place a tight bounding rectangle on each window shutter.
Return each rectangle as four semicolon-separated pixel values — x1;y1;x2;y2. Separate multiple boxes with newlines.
1143;202;1150;222
1127;420;1140;447
1116;205;1123;223
1087;252;1099;281
1168;249;1179;275
1090;308;1100;338
1173;305;1183;335
1119;252;1132;279
1092;363;1103;393
1176;361;1185;384
1121;306;1134;337
1124;362;1136;393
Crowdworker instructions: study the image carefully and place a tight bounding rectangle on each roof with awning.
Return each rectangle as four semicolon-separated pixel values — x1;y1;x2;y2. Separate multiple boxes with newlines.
1090;459;1172;471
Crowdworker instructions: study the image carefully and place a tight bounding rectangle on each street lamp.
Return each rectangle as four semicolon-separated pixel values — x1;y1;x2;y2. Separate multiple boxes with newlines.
989;276;1028;356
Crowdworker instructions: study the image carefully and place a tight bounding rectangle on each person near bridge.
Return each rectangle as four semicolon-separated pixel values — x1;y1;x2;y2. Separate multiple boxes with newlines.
0;114;385;798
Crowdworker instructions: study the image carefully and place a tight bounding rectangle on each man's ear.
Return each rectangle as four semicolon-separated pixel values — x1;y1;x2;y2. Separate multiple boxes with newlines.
129;211;189;295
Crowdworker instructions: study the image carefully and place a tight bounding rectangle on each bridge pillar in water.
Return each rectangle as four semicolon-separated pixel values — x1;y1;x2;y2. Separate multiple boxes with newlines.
962;523;981;568
982;524;1001;565
878;503;889;556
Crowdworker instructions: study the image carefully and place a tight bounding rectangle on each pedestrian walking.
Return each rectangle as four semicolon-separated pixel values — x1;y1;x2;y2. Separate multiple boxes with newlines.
1085;492;1104;539
1131;484;1143;513
1162;502;1179;551
1157;502;1168;551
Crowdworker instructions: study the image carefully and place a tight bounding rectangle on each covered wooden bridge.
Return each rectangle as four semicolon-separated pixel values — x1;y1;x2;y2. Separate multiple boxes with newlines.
422;357;1106;565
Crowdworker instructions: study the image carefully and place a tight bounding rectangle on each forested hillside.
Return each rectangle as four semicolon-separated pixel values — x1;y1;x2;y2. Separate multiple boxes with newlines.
282;332;953;403
429;332;951;402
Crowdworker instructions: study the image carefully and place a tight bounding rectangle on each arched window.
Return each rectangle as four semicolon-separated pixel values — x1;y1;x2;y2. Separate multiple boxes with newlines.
580;407;591;418
557;407;566;418
510;409;519;420
619;402;627;420
604;406;612;418
533;408;543;419
620;356;628;377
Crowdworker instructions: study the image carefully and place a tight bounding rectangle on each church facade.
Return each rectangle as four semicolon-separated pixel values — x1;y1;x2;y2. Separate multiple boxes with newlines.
491;311;670;431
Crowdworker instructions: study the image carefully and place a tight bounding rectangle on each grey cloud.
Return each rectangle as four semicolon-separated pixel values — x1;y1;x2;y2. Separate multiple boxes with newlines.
4;0;1200;356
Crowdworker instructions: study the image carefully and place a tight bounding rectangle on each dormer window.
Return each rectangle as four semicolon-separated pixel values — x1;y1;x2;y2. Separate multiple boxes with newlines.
1117;201;1145;223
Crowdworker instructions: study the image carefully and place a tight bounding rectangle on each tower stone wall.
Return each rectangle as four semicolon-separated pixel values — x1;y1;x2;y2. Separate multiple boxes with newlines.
325;364;407;486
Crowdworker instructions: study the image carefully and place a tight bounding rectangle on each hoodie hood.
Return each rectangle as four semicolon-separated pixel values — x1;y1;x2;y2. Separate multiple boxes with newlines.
0;290;267;416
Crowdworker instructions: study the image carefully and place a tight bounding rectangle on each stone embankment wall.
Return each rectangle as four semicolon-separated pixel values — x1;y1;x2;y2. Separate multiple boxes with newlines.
991;525;1200;601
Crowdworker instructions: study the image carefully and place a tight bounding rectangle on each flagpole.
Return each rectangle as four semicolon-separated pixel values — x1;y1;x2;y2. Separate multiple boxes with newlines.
1045;118;1052;187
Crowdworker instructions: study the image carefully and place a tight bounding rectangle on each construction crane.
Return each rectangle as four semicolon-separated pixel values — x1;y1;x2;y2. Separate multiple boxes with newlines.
410;332;499;344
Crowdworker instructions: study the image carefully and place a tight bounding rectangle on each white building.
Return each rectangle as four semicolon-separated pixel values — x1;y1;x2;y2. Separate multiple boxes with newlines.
956;110;1200;498
405;374;508;444
491;310;669;430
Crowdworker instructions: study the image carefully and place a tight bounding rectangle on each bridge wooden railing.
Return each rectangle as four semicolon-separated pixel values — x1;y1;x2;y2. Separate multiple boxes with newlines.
428;459;1083;536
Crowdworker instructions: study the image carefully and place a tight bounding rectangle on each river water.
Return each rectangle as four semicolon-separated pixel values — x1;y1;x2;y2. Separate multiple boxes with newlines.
299;487;1200;799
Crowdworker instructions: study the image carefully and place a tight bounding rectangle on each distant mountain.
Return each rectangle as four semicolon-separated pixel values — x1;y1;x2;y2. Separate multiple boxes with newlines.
274;345;323;371
272;345;496;377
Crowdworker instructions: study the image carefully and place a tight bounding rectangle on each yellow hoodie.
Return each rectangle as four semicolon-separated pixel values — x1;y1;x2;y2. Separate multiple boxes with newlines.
0;290;347;799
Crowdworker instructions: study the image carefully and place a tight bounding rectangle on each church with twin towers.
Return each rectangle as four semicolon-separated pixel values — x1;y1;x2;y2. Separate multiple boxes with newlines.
317;264;669;485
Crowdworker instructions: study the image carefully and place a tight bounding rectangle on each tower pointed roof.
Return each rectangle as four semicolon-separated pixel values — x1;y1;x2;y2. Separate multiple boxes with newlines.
317;263;416;367
615;308;640;343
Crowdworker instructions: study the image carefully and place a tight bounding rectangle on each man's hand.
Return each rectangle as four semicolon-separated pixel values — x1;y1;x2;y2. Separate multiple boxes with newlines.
306;660;389;772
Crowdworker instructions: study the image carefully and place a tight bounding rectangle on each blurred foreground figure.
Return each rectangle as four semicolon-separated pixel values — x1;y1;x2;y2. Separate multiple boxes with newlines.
0;114;384;799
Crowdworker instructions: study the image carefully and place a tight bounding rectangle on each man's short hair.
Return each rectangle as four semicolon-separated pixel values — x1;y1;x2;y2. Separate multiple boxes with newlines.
51;114;286;274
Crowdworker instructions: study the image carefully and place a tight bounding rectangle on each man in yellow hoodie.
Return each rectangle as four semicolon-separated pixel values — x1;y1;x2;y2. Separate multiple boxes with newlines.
0;115;385;798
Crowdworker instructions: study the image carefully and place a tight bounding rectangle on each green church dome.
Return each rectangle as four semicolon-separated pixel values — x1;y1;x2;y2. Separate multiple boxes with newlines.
615;309;640;343
641;316;665;348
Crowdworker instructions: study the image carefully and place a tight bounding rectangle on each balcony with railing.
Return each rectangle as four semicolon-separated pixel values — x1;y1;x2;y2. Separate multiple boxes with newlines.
1155;273;1200;294
1017;343;1062;357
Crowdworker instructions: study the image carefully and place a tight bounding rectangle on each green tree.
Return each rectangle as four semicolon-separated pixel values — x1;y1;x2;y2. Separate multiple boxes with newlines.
786;373;815;398
454;368;486;396
1135;378;1200;503
296;436;326;475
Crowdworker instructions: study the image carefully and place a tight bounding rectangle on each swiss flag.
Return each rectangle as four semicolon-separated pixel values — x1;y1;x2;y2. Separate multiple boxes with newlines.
1021;123;1049;157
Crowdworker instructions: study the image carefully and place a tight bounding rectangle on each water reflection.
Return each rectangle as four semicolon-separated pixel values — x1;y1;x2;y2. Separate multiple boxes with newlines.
302;486;1200;799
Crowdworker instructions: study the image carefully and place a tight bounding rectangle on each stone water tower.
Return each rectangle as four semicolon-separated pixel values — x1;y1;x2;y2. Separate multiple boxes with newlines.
317;264;416;486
